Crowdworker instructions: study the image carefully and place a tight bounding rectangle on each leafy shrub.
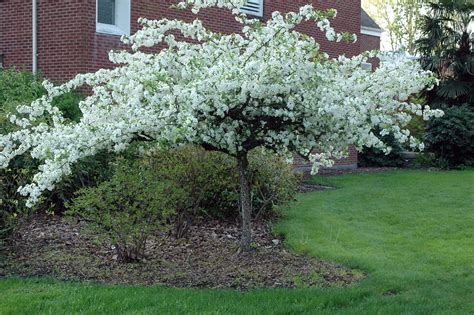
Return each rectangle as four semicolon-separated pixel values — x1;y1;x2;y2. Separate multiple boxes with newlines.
0;156;36;237
0;67;83;122
425;104;474;168
0;68;45;105
405;115;427;141
0;68;87;239
360;93;429;168
359;130;406;167
247;150;300;220
146;146;237;237
67;159;177;262
146;146;299;237
410;153;436;169
44;152;116;212
51;91;84;122
405;93;428;141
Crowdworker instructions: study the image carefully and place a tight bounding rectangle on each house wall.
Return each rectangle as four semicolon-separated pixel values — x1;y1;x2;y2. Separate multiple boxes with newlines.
0;0;363;169
0;0;91;81
0;1;33;74
360;33;380;68
1;0;362;80
92;0;362;71
360;33;380;51
293;145;358;172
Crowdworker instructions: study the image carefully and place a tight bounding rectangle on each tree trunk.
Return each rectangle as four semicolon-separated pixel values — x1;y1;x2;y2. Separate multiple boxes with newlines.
237;153;252;251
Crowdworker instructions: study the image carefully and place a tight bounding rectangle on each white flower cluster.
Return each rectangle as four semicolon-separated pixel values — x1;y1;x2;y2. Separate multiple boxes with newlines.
0;2;442;206
175;0;246;14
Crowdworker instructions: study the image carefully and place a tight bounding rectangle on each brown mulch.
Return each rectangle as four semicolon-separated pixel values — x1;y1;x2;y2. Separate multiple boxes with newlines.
317;167;398;176
297;167;397;193
297;183;334;193
0;215;365;290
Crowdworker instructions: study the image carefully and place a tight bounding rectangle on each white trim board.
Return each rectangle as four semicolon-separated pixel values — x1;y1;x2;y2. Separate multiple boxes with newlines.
96;0;131;36
361;26;383;38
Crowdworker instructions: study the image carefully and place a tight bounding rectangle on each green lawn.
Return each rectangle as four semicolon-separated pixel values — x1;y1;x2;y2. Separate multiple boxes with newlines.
1;170;473;314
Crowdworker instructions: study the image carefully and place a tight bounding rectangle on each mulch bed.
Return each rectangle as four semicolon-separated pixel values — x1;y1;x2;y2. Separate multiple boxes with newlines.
297;167;398;193
0;215;364;290
317;167;398;176
297;183;334;193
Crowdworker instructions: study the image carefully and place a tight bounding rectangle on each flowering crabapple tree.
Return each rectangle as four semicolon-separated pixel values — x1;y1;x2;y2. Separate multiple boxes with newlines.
0;0;443;250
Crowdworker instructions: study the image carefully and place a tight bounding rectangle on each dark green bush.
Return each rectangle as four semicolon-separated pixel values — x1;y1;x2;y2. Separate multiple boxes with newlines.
66;159;177;262
406;115;427;141
51;91;84;122
0;68;45;105
360;93;430;168
0;156;36;233
42;152;116;212
410;153;436;169
1;68;87;240
425;105;474;168
65;146;298;251
0;67;83;122
359;130;406;167
405;94;428;141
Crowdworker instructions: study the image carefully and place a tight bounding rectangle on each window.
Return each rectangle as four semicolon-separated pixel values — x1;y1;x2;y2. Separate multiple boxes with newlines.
97;0;116;25
361;62;373;72
240;0;263;17
96;0;131;36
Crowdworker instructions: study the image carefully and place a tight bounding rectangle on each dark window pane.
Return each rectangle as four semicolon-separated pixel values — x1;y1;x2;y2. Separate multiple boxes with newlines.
97;0;115;25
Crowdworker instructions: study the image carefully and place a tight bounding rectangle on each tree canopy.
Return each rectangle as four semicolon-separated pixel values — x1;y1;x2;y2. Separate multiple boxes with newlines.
415;0;474;107
0;0;443;249
362;0;425;54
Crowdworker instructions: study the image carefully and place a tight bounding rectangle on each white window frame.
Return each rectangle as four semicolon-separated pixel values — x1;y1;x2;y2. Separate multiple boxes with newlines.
240;0;263;17
360;26;383;38
96;0;131;36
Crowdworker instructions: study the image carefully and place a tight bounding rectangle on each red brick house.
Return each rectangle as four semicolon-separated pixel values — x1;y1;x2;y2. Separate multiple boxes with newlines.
0;0;382;170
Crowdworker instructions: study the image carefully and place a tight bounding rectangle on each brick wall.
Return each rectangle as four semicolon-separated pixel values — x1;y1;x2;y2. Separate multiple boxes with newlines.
0;0;363;168
0;0;34;73
360;33;380;51
0;0;361;79
293;145;358;172
98;0;362;71
360;33;380;68
0;0;91;81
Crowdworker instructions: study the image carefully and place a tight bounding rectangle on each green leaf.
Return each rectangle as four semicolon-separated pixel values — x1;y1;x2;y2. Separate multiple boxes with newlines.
436;81;470;99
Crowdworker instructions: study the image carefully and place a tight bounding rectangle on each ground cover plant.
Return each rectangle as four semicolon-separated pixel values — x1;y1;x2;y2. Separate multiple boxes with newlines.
1;170;473;313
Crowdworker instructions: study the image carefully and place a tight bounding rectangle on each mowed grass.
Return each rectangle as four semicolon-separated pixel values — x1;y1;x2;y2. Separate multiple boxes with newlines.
1;170;473;314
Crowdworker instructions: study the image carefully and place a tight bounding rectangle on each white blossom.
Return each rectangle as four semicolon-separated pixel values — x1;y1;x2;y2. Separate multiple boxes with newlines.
0;2;442;206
